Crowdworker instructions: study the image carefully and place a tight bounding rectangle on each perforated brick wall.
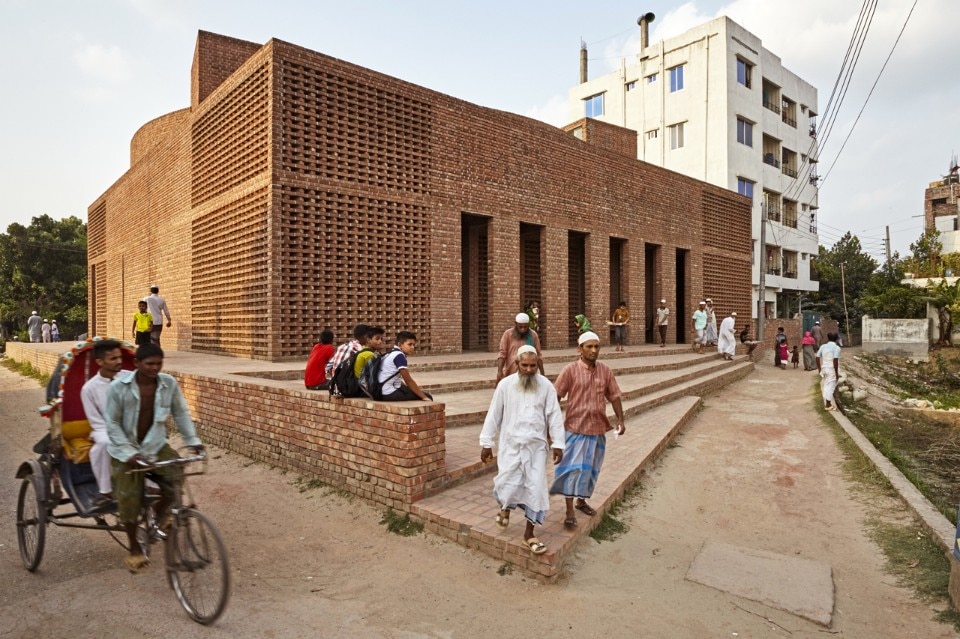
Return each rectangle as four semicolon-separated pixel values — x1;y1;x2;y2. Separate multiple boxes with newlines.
89;31;754;361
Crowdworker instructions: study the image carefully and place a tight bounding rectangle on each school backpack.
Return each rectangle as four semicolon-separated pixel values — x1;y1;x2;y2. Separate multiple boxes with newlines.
358;350;402;400
330;349;366;398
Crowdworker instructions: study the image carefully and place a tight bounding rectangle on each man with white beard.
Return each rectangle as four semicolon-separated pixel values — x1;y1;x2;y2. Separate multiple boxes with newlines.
480;345;565;555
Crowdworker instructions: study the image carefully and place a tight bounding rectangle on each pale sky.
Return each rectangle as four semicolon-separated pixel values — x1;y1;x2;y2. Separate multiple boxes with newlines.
1;0;954;261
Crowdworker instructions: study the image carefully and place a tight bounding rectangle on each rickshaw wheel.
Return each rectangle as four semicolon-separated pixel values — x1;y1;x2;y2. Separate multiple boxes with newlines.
16;476;47;571
166;509;230;625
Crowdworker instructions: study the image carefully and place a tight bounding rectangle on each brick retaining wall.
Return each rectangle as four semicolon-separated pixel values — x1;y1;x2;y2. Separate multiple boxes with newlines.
6;342;446;509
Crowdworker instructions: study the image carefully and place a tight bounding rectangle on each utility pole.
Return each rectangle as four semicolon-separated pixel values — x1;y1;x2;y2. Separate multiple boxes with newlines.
840;261;852;347
758;200;766;340
885;225;892;268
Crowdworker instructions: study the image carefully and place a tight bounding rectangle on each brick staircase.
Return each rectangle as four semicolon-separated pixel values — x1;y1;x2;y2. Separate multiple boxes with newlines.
411;345;754;579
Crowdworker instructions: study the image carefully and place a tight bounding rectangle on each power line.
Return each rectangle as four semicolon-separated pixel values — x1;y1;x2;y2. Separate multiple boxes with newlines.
820;0;919;187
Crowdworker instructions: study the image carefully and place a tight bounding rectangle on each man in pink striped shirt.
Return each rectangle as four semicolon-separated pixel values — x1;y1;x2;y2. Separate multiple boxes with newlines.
549;331;625;528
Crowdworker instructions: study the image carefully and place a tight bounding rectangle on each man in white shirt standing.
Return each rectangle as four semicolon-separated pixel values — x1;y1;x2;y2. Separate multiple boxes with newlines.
655;299;670;348
80;339;126;510
144;285;172;346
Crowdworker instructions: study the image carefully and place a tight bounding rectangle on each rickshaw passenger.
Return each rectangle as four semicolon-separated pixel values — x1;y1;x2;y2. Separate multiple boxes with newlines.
106;343;204;574
80;339;125;509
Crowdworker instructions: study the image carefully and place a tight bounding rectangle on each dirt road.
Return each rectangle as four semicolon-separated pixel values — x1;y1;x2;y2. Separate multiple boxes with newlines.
0;361;954;638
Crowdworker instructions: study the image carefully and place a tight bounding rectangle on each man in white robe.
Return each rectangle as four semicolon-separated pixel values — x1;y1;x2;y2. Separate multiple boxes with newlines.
80;339;126;509
480;345;565;555
717;311;738;360
816;332;842;410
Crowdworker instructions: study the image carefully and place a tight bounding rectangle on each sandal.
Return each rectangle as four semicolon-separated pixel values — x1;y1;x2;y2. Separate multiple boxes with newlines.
575;501;597;516
495;511;510;530
123;553;150;574
564;516;578;528
523;537;548;555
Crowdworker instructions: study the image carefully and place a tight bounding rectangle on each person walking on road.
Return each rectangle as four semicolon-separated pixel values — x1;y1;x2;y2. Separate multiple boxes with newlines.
51;320;60;342
801;331;817;371
480;345;565;555
811;321;824;349
816;332;842;411
41;319;51;343
550;331;625;529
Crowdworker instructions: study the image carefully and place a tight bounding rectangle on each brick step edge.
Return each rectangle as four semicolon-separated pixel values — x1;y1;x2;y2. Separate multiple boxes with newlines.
443;358;752;428
434;362;753;491
408;346;705;373
421;353;724;393
411;396;703;581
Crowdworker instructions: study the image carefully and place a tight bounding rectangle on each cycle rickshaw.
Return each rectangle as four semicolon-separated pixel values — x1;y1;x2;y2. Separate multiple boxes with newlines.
14;337;230;625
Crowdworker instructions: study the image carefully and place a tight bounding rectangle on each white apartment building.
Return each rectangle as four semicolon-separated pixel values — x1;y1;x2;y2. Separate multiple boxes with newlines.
569;16;820;319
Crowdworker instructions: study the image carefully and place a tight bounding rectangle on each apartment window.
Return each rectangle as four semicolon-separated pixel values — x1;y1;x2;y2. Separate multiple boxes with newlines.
646;129;658;140
736;58;752;88
669;65;684;92
647;73;658;83
584;93;604;118
737;178;754;199
625;80;637;91
736;117;753;147
669;122;685;149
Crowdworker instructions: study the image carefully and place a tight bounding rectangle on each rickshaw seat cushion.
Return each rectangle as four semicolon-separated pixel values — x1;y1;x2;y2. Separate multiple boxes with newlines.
62;419;93;464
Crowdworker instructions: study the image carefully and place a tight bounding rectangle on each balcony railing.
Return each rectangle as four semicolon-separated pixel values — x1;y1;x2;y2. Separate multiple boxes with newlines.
783;216;798;229
763;100;781;114
763;153;780;168
782;113;797;128
783;270;797;279
766;208;782;222
782;165;797;178
809;124;817;137
766;266;781;276
809;174;819;186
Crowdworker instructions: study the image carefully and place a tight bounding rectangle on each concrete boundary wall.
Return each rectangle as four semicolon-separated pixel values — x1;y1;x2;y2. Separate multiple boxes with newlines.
5;342;446;509
861;316;931;361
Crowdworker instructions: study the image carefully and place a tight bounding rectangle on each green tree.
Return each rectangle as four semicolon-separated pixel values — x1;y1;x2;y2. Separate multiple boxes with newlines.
809;232;878;333
920;279;960;347
904;228;943;277
0;215;87;341
860;251;926;319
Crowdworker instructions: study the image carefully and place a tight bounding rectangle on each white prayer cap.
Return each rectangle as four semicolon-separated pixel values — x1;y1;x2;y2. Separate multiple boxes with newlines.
698;300;706;305
730;312;737;316
706;298;713;302
578;331;600;345
31;311;37;315
515;312;530;324
517;344;537;357
660;299;666;303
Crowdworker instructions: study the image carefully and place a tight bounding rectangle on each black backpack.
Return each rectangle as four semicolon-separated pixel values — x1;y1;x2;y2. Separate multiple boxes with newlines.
330;349;367;398
358;350;402;400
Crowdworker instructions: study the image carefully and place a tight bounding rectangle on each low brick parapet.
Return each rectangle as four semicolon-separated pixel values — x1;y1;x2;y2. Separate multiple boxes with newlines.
173;372;446;509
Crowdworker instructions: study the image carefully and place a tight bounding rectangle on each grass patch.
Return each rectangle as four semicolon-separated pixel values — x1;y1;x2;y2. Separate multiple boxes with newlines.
815;380;960;631
0;358;50;386
292;475;354;499
589;512;628;542
497;563;513;576
588;482;643;543
380;509;423;536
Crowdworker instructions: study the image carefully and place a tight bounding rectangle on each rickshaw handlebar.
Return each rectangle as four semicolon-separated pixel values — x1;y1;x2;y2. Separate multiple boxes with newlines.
128;449;206;473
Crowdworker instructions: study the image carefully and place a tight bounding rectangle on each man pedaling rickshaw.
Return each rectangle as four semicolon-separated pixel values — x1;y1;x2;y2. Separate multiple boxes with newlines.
105;343;204;574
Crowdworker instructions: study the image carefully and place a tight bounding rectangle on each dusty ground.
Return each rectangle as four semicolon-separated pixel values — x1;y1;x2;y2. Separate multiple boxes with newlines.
0;360;956;638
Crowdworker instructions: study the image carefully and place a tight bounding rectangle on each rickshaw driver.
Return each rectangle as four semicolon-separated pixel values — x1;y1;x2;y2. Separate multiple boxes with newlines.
105;343;205;573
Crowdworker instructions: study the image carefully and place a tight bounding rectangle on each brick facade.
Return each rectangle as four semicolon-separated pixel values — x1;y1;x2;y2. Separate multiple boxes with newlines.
89;31;753;361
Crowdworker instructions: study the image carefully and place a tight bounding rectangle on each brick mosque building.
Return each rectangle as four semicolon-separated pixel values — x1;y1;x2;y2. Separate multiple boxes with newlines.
88;31;753;361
